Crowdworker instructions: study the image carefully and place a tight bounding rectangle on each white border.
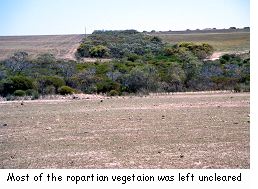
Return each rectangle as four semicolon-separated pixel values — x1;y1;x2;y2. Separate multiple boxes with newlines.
0;1;255;189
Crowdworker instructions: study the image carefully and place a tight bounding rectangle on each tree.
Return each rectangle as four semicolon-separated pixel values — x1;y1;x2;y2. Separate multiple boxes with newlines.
122;66;158;93
4;51;31;74
166;64;186;92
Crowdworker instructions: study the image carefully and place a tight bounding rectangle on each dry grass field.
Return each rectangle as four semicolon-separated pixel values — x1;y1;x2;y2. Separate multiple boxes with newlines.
0;92;249;169
0;31;250;61
154;32;250;52
0;34;84;60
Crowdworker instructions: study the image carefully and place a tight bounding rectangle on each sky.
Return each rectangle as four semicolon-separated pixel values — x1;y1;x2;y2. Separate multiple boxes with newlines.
0;0;250;36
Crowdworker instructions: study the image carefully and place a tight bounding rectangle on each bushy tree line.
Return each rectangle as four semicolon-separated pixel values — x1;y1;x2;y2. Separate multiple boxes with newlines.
77;30;163;58
0;31;249;99
0;49;249;99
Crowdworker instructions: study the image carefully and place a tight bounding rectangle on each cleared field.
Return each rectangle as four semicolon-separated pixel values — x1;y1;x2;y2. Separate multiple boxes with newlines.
0;92;249;169
0;31;250;61
0;34;84;60
154;32;250;52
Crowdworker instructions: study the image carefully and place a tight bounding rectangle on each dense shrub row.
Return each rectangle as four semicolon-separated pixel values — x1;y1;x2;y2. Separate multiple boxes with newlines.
77;30;164;58
0;30;249;99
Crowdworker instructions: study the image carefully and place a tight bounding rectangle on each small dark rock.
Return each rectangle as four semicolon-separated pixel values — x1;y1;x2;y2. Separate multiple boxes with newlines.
21;102;24;105
100;100;103;102
233;122;239;124
2;123;7;127
180;154;184;158
73;96;79;99
158;151;162;154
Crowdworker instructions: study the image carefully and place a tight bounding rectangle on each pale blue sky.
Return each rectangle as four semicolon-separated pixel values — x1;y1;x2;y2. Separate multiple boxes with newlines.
0;0;250;36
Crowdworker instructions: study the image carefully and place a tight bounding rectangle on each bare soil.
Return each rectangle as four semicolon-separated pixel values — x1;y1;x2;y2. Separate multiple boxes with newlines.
0;92;250;169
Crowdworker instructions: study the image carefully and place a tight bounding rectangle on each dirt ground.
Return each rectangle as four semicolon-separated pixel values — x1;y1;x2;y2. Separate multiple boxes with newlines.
0;92;250;169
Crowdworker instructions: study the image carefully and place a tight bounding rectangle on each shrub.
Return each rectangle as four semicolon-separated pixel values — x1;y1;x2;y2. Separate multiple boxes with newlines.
6;95;15;101
31;92;39;100
43;76;65;89
127;53;140;62
233;85;241;92
89;45;110;58
58;86;74;95
10;75;34;91
220;54;231;62
96;80;120;93
150;36;162;43
25;89;37;96
108;90;119;96
45;85;56;95
37;76;65;94
163;47;175;56
36;53;56;65
178;42;214;59
14;90;26;96
25;89;39;99
0;76;34;96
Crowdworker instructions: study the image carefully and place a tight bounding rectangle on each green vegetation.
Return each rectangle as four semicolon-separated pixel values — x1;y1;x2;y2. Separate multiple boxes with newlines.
108;89;120;96
0;30;250;99
58;86;74;95
89;45;110;58
77;30;163;58
14;90;26;97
